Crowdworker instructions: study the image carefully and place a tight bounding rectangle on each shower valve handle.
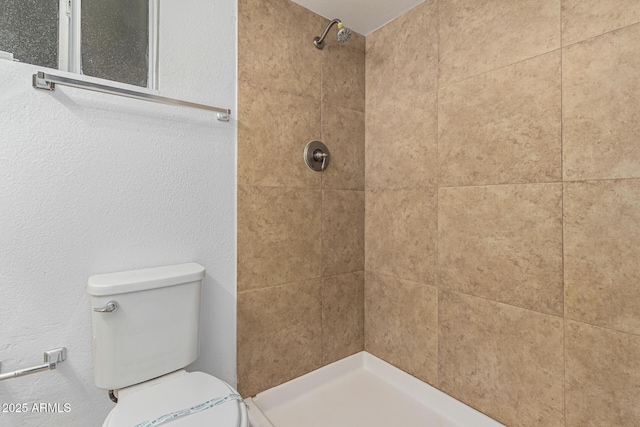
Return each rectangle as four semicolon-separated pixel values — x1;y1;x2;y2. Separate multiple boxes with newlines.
313;150;329;171
304;141;330;172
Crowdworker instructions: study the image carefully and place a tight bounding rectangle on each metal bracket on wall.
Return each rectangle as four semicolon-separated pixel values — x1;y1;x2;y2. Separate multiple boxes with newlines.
0;347;67;381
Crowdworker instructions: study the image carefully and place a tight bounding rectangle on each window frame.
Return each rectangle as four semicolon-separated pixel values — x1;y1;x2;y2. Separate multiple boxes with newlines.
57;0;159;89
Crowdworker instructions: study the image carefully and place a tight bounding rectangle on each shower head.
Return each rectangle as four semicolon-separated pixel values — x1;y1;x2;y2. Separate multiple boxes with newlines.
336;24;352;44
314;19;352;50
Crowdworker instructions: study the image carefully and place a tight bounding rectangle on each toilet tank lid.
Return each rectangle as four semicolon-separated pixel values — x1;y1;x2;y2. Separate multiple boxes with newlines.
87;263;205;296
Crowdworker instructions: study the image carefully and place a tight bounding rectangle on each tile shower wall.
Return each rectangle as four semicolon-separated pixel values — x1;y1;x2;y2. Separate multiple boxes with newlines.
237;0;365;397
366;0;640;426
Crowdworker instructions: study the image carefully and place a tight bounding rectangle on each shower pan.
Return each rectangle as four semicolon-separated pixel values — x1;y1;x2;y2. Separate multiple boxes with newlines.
246;352;504;427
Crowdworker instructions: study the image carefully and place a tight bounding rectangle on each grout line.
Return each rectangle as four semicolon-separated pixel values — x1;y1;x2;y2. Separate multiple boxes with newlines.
561;20;640;49
320;186;325;364
562;176;640;184
238;175;640;193
373;265;567;319
439;181;563;190
435;0;441;390
438;47;563;90
238;183;364;192
237;276;324;295
320;51;326;191
565;316;640;339
438;176;640;191
362;33;368;356
237;270;367;295
435;286;440;388
560;2;567;420
563;318;567;427
442;289;566;319
238;78;321;104
366;270;439;290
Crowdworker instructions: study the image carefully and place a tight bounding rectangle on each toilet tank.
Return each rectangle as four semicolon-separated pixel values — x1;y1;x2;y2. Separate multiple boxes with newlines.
87;263;206;390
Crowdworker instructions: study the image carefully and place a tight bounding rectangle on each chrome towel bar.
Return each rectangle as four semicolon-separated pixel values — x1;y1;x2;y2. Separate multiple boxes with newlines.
0;347;67;381
32;71;231;121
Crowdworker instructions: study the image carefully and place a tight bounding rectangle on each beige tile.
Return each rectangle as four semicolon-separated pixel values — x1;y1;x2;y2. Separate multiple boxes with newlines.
564;180;640;335
439;52;561;186
365;189;437;284
237;280;323;397
366;91;438;190
322;32;366;112
322;271;364;364
238;186;321;291
565;320;640;427
238;0;324;98
439;184;563;315
563;24;640;181
563;0;640;45
365;272;438;384
438;0;560;87
366;1;438;106
238;82;321;188
439;291;564;427
321;106;365;190
322;190;364;276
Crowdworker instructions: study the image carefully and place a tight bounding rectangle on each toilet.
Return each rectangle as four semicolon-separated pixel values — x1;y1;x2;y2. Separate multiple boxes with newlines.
87;263;248;427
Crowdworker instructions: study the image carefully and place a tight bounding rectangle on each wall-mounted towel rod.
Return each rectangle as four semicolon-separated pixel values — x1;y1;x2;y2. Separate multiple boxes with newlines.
32;71;231;121
0;347;67;381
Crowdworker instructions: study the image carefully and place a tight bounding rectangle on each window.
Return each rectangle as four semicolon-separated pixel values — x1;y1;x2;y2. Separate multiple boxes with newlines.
0;0;158;88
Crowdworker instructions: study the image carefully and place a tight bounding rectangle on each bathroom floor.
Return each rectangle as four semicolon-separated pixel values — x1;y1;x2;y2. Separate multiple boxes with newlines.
247;352;503;427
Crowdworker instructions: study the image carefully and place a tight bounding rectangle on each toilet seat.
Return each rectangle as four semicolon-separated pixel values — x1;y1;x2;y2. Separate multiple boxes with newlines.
103;371;247;427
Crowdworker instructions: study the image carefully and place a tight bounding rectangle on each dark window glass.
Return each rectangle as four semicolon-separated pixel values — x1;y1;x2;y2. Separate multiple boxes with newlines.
0;0;59;68
81;0;148;87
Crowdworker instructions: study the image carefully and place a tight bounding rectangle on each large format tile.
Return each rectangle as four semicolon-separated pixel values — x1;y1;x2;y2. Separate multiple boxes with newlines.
366;91;438;190
238;0;324;98
439;183;563;315
563;24;640;181
321;105;365;190
439;52;561;186
365;272;438;385
565;320;640;427
238;82;321;188
237;186;321;291
322;32;366;113
365;189;437;284
322;190;364;276
439;291;564;427
564;180;640;335
322;271;364;365
562;0;640;45
366;0;438;106
237;280;323;397
438;0;560;87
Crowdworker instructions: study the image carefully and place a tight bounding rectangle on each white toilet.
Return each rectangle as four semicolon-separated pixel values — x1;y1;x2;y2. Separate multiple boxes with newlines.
87;263;248;427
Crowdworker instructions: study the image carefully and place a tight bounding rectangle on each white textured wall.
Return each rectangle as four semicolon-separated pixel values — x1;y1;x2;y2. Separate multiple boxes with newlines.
0;1;237;425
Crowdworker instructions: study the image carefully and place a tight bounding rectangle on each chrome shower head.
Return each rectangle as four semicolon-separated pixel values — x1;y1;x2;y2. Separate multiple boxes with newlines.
336;25;352;44
314;19;352;50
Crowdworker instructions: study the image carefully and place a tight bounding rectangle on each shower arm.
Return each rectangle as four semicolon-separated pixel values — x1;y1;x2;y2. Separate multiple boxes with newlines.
314;19;342;49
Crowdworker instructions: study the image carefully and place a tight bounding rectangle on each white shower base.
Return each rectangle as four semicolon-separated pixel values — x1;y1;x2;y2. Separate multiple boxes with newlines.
246;352;504;427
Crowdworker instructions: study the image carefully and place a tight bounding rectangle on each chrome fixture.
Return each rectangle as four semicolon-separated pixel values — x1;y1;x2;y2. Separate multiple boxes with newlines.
0;348;67;381
304;140;330;171
32;71;231;121
313;19;352;49
93;301;119;313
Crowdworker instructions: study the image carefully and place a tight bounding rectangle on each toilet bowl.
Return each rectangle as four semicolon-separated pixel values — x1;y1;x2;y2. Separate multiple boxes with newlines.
88;263;247;427
102;371;247;427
